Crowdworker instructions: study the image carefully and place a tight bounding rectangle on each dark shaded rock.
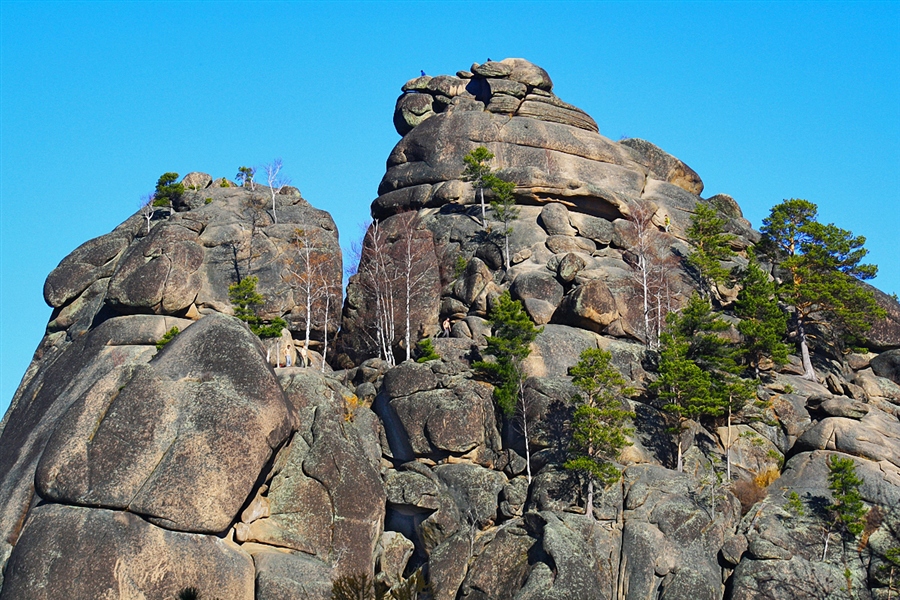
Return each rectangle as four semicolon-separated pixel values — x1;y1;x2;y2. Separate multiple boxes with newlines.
35;313;293;533
1;504;254;600
860;283;900;351
459;521;534;599
510;270;565;307
434;462;506;527
383;361;438;398
871;348;900;384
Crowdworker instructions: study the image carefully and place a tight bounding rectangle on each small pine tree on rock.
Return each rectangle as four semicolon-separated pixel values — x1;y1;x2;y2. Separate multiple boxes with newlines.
228;276;287;339
734;252;790;377
565;348;635;519
153;172;184;207
686;201;735;297
474;291;542;482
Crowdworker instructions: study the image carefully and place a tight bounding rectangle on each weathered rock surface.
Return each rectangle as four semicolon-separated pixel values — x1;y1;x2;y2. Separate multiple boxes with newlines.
3;58;899;600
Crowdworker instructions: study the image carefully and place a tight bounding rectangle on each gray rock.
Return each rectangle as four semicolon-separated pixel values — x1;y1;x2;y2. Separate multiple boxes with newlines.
383;361;438;398
795;408;900;467
525;324;598;378
251;547;333;600
510;270;565;306
35;313;293;533
43;231;132;308
181;171;213;191
556;252;586;283
378;531;416;588
1;504;254;600
539;203;577;236
871;348;900;384
459;521;534;599
435;462;507;527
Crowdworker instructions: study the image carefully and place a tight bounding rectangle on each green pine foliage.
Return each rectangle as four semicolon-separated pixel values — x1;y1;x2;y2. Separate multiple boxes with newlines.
486;174;519;269
760;199;885;378
474;291;542;416
565;349;635;496
415;338;441;363
734;253;790;377
228;276;288;339
827;455;867;540
462;146;495;227
236;166;255;187
685;201;735;296
153;172;184;207
155;326;180;351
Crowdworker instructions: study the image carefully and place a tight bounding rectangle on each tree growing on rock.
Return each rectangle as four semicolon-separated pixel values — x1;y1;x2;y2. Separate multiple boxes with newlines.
474;291;543;483
487;174;519;270
285;227;335;368
760;198;884;381
686;201;735;299
152;172;184;207
263;158;289;225
565;348;635;519
236;166;255;189
462;146;495;227
822;454;867;562
652;293;754;473
733;252;790;378
622;200;682;348
228;275;287;339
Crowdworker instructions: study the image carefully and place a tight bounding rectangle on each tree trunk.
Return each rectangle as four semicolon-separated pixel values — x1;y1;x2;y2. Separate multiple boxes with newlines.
479;187;486;227
519;378;532;484
677;438;683;473
585;479;594;520
504;233;510;270
798;317;817;381
726;406;732;482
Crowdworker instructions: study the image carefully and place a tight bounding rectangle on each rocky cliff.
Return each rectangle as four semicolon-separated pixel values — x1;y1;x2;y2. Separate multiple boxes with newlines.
2;58;900;600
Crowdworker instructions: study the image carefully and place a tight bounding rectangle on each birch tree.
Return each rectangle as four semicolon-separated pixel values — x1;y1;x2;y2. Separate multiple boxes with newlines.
462;146;494;227
264;158;289;225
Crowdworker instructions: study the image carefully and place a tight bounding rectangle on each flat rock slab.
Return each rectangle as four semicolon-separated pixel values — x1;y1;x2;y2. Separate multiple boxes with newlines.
0;504;254;600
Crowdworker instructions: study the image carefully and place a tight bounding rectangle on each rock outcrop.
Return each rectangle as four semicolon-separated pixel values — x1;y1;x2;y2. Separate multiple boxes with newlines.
2;58;899;600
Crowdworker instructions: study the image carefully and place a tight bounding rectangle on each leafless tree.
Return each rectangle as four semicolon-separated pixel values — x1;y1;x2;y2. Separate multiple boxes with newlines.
264;159;289;225
139;194;155;234
395;212;435;361
623;201;683;348
359;220;398;366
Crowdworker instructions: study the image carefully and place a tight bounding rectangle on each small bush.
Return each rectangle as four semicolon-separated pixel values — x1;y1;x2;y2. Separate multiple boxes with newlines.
204;197;213;204
732;478;768;515
218;178;231;188
415;339;440;363
783;384;794;394
754;467;780;488
785;491;806;517
156;326;180;351
453;255;467;279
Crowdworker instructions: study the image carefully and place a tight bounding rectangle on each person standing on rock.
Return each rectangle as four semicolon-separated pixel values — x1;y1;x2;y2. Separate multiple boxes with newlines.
440;318;451;337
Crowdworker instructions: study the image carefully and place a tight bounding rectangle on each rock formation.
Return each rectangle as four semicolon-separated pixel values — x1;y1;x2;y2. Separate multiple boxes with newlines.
2;59;899;600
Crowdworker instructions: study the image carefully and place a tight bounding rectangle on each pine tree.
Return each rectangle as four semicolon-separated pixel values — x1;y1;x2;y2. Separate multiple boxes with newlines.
228;276;287;339
734;253;790;377
487;174;519;270
565;348;635;519
474;291;542;482
760;199;885;380
822;455;867;561
462;146;495;227
686;201;735;297
653;293;753;472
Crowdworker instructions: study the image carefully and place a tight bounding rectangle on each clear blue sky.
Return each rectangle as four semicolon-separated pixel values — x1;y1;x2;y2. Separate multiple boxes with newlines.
2;1;898;415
